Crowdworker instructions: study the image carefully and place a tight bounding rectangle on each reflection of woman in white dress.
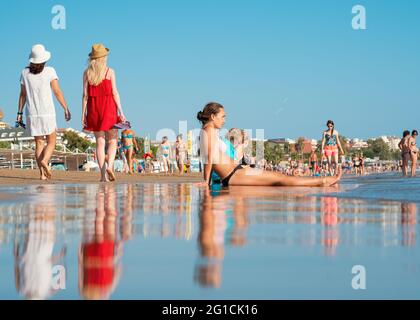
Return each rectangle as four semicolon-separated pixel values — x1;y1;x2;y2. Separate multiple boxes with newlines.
17;44;71;180
14;186;65;300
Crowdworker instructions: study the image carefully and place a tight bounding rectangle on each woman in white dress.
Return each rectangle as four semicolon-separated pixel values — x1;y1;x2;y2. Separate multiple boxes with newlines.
17;44;71;180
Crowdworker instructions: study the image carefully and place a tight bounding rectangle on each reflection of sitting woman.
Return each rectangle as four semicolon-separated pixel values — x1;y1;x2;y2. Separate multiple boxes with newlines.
79;185;122;300
194;188;226;288
14;186;65;300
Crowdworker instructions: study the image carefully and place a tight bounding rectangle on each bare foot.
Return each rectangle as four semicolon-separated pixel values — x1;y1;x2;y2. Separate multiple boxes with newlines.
40;161;52;180
106;168;116;182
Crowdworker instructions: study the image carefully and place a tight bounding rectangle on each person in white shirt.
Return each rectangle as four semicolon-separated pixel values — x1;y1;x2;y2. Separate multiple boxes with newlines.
17;44;71;180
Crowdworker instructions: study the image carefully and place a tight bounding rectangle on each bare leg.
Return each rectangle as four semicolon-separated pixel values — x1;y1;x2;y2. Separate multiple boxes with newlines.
332;153;339;176
38;132;56;180
326;155;333;176
411;153;417;177
94;132;107;182
106;129;118;181
126;148;133;174
34;137;47;180
403;155;409;176
229;166;341;187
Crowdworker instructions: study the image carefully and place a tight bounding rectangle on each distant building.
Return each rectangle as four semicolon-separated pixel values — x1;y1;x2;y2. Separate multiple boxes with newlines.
350;138;368;149
380;136;400;151
0;109;10;129
302;139;318;154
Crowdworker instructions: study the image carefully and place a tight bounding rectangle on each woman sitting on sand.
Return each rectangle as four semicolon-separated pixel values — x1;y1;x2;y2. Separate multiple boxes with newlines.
197;102;341;187
17;44;71;180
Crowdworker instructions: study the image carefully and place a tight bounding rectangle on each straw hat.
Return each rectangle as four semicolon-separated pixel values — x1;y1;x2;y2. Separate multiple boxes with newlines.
29;44;51;64
89;44;109;59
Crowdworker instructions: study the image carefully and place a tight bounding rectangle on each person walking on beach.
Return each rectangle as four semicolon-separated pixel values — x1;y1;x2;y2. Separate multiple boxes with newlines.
175;134;187;174
408;130;418;177
159;136;172;174
17;44;71;180
398;130;411;177
121;129;138;174
82;44;126;182
321;120;345;176
309;150;318;176
197;102;341;187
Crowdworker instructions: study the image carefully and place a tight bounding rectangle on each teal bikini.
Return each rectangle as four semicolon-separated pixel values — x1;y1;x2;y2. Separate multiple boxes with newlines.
122;133;134;150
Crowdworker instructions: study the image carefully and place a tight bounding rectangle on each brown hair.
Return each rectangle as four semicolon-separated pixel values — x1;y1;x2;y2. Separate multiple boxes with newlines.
197;102;224;126
28;63;46;75
326;120;335;134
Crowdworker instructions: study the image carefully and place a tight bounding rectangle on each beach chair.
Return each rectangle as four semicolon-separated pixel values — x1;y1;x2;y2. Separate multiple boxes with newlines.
152;161;161;173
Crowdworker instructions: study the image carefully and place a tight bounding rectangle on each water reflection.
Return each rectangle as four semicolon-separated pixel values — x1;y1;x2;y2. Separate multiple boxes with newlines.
79;184;123;300
13;185;66;300
0;182;418;299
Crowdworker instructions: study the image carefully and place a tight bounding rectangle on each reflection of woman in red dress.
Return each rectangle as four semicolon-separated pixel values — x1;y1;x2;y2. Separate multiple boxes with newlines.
78;185;122;300
321;197;339;256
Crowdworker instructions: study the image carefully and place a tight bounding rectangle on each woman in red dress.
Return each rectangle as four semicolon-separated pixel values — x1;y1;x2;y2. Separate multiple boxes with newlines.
82;44;126;182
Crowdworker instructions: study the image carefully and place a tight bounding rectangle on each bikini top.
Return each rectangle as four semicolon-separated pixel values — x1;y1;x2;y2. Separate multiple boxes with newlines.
199;129;229;163
122;134;133;139
325;131;337;146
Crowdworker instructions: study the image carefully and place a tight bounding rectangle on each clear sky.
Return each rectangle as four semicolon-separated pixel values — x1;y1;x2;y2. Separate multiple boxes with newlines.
0;0;419;140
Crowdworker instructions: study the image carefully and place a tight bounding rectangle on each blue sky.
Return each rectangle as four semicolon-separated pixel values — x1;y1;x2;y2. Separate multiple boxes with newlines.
0;0;419;140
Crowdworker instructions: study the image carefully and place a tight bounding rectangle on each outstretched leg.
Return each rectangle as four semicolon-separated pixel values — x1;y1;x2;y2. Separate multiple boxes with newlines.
229;166;341;187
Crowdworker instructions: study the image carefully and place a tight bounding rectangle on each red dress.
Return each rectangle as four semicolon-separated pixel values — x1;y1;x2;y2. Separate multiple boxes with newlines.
85;68;118;132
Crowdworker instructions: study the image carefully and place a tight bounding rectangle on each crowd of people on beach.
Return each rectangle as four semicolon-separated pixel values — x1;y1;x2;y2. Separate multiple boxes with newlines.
13;43;417;185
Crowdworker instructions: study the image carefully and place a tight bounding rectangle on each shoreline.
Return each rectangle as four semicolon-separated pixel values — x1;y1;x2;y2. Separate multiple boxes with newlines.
0;169;203;186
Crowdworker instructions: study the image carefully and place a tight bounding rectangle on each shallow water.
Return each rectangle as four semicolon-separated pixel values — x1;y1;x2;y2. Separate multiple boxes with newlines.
0;175;419;300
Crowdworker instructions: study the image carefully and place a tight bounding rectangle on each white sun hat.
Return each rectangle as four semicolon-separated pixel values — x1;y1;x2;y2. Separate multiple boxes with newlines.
29;44;51;64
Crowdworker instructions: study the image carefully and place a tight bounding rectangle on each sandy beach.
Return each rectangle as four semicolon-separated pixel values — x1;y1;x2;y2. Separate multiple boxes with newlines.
0;169;203;186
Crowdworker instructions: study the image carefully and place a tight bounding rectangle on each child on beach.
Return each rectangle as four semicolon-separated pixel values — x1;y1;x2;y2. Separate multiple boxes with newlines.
82;44;126;182
17;44;71;180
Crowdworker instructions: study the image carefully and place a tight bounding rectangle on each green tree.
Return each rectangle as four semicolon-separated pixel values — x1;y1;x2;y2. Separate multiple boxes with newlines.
62;131;94;153
363;138;392;160
0;141;11;149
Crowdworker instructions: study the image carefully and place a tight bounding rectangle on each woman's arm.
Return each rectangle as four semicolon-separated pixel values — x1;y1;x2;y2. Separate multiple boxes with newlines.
110;69;126;122
336;131;344;154
82;71;88;127
321;132;326;153
398;139;404;151
133;132;139;151
202;128;214;184
51;79;71;121
17;85;27;122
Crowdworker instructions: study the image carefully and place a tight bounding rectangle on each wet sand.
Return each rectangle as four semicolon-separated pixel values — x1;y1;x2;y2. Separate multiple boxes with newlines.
0;169;203;186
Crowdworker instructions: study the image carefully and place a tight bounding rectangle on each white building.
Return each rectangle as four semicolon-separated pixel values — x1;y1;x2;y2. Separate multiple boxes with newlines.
380;136;400;151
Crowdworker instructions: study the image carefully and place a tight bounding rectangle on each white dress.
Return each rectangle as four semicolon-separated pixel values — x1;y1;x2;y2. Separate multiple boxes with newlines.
20;66;58;136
